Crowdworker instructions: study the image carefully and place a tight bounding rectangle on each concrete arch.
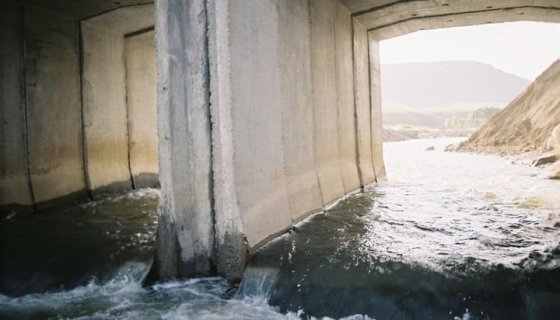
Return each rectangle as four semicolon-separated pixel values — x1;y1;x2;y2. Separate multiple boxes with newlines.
342;0;560;40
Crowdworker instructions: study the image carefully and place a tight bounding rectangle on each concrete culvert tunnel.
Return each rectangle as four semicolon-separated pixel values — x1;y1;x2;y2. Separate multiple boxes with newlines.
0;1;158;213
148;0;560;283
1;0;560;290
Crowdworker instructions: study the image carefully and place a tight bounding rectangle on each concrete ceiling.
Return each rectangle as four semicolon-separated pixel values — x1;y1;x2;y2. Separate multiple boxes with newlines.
83;4;154;34
23;0;153;20
339;0;560;40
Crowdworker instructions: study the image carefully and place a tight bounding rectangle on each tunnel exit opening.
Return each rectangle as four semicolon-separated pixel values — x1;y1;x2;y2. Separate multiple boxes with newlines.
376;21;560;150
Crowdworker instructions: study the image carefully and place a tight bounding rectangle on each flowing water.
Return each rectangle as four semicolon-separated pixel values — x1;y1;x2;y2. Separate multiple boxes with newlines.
1;138;559;319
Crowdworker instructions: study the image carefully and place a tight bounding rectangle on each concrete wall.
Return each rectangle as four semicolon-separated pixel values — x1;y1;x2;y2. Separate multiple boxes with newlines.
228;0;292;248
309;0;346;205
0;3;157;212
335;4;362;193
368;36;387;180
226;0;369;249
148;0;215;281
353;19;377;184
82;22;132;193
0;2;33;209
125;32;158;188
24;6;86;205
276;0;323;223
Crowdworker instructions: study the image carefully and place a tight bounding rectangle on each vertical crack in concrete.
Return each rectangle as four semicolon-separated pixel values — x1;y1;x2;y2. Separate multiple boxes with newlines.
203;0;218;273
350;19;364;188
21;4;37;211
333;3;344;193
77;21;93;198
308;0;325;208
123;40;136;190
366;35;378;183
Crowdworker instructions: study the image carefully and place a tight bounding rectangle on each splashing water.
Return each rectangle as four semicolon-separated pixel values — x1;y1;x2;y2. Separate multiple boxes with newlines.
1;138;559;319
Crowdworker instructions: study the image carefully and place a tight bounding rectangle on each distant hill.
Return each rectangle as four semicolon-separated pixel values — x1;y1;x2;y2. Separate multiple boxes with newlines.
381;61;530;110
456;60;560;155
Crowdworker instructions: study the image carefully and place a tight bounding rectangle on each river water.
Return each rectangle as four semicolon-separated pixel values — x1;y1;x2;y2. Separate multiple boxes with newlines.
1;138;559;319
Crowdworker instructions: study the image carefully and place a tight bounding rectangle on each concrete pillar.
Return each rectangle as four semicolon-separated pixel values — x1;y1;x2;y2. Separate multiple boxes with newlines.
148;0;215;280
368;35;387;181
0;2;33;211
24;6;86;205
151;0;383;281
352;20;376;184
81;22;132;194
206;0;248;279
125;31;158;189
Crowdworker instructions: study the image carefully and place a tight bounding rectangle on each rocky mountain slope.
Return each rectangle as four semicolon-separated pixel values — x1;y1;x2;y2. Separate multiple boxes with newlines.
454;60;560;179
456;60;560;155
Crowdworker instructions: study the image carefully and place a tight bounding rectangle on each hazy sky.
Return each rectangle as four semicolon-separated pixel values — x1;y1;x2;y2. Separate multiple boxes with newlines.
379;22;560;80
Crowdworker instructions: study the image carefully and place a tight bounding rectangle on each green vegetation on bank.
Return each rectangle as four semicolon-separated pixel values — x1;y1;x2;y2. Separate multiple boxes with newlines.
445;106;501;129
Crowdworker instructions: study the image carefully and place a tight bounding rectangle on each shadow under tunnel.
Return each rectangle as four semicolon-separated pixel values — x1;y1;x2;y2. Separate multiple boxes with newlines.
0;1;159;297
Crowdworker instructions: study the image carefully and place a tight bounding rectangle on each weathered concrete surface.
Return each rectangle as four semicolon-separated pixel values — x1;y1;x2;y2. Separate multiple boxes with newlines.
335;3;361;194
229;0;292;248
24;6;86;204
22;0;154;20
125;32;158;188
206;0;248;280
81;4;157;194
310;0;346;205
352;20;376;184
80;3;154;34
0;3;157;211
276;0;324;222
149;0;215;280
368;37;387;181
0;2;33;209
82;22;132;193
153;0;379;280
344;0;560;40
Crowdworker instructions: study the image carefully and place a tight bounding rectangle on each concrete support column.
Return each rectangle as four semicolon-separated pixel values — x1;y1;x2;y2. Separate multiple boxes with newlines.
207;0;248;280
148;0;215;280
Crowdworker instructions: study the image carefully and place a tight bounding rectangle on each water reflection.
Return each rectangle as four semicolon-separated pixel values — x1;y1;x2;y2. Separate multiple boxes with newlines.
239;138;560;319
1;138;559;319
0;189;159;296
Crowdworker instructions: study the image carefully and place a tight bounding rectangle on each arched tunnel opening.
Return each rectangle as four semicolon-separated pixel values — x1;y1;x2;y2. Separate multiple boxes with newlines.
1;0;560;318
